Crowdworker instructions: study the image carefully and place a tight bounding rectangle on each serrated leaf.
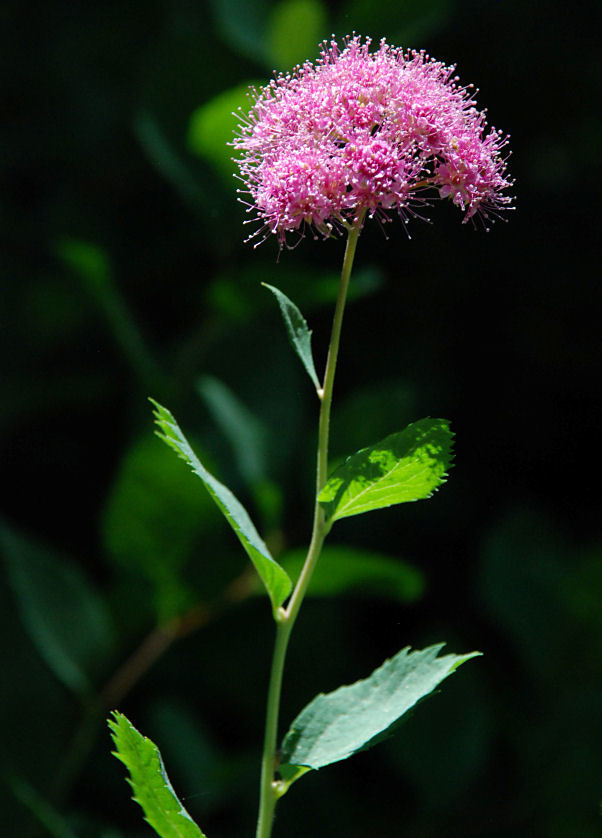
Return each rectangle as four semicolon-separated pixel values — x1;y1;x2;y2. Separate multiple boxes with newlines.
1;524;115;695
278;545;424;602
279;644;480;779
319;418;453;523
109;712;206;838
263;284;320;390
150;400;291;614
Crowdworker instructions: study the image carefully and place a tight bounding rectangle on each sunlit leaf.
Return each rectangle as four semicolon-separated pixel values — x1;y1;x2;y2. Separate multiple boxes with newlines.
109;712;207;838
279;545;424;602
279;644;480;783
151;400;291;614
1;525;115;695
263;284;320;390
319;418;453;523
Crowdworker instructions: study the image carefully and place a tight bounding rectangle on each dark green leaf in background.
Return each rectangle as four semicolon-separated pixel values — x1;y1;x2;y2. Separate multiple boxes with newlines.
56;237;161;389
279;545;424;602
102;433;216;621
319;418;454;523
262;284;321;391
151;400;291;613
197;374;269;486
8;774;78;838
109;711;207;838
208;0;271;64
1;525;115;695
279;644;480;781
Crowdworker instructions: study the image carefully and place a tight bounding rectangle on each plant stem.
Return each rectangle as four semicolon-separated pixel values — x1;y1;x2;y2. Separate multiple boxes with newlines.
255;220;362;838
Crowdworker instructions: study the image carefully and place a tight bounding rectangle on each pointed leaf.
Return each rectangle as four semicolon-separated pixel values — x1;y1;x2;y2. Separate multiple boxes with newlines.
109;712;207;838
263;283;320;390
1;525;115;694
280;644;480;779
150;400;291;613
319;418;453;523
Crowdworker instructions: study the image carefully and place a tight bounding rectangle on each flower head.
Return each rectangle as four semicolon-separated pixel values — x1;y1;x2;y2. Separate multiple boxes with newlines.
233;36;513;246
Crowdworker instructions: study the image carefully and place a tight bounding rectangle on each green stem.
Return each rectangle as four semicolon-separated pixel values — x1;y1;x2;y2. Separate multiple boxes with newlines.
255;220;362;838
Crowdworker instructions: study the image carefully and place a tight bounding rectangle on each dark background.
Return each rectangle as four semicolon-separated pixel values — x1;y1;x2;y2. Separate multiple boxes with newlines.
2;1;601;836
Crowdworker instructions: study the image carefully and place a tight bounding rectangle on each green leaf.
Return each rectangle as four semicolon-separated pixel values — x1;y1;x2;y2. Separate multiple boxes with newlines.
1;525;115;695
319;418;454;523
266;0;328;70
279;644;480;781
150;400;291;614
188;83;259;181
279;545;424;602
262;284;320;390
109;711;207;838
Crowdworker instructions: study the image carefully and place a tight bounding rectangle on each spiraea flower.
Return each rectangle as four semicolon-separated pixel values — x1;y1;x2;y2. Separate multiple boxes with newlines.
233;36;513;246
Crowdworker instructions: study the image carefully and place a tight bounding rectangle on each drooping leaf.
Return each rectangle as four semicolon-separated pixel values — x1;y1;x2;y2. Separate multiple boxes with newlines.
151;400;291;614
262;283;320;390
109;712;207;838
197;375;268;486
279;644;480;783
278;545;424;602
1;525;115;695
319;418;454;523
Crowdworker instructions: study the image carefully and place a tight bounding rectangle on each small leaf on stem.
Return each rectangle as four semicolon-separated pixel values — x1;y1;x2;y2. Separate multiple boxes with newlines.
109;711;207;838
263;283;321;391
151;399;291;614
279;644;480;781
319;418;454;523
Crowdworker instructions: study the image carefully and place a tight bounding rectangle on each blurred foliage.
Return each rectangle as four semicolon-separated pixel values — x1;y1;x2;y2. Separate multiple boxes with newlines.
2;0;601;836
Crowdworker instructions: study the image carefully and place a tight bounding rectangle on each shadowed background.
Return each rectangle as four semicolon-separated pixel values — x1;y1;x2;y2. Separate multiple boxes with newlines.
2;0;601;836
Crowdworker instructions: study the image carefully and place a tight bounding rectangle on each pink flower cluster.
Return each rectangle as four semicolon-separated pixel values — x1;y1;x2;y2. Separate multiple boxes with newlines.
233;36;513;246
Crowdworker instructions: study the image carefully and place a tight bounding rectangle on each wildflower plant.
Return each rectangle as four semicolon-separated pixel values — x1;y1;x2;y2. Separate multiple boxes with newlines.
109;35;513;838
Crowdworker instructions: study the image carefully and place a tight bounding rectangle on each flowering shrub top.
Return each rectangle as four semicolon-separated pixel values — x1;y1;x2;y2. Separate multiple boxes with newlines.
233;36;513;245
